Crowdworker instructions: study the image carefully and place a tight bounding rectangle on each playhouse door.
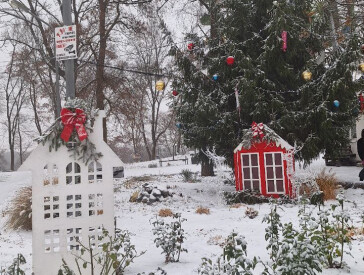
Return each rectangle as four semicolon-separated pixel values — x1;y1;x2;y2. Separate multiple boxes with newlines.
241;153;261;192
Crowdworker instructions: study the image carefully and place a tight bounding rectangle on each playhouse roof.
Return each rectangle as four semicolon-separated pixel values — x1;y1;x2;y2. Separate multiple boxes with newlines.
234;124;293;153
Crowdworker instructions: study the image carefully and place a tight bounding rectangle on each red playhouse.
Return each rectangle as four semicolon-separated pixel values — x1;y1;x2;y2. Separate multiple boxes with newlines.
234;122;295;198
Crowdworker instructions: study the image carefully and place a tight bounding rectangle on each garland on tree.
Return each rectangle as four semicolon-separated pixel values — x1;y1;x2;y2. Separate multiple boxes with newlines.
35;98;102;164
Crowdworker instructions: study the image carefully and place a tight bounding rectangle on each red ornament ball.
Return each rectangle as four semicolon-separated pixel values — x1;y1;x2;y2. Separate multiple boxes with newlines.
226;56;235;66
187;43;194;51
361;44;364;54
172;90;179;96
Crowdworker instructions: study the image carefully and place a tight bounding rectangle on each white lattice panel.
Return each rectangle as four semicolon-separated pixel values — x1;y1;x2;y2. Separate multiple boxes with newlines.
19;111;123;275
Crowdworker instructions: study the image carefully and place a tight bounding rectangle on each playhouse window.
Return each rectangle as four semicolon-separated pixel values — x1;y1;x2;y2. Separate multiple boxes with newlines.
89;226;103;249
264;152;285;194
67;227;82;252
44;196;60;219
44;229;60;253
88;193;103;216
241;153;260;192
43;164;59;186
66;195;82;218
88;161;103;184
66;162;81;185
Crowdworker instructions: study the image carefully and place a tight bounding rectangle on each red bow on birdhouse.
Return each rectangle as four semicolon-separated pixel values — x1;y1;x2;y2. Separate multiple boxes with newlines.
60;108;88;142
251;122;264;139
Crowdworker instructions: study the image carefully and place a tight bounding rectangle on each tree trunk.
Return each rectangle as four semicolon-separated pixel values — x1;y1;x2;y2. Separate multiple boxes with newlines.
200;150;214;176
96;0;107;142
10;145;15;171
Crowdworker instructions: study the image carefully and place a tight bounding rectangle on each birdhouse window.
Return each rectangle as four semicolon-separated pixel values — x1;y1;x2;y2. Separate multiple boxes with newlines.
44;229;60;253
88;193;103;216
44;196;60;219
43;164;59;186
89;226;103;249
240;153;261;192
66;162;81;185
66;195;82;218
264;152;285;194
88;161;102;184
67;228;82;252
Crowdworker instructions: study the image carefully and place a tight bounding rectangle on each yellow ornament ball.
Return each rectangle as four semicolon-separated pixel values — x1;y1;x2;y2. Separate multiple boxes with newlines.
302;70;312;81
359;63;364;72
156;80;165;91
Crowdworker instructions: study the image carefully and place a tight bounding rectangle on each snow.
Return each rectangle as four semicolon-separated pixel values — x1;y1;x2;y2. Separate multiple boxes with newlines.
1;157;364;274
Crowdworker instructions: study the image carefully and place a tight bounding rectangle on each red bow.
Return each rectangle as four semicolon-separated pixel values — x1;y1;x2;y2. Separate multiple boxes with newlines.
251;122;264;139
60;108;87;142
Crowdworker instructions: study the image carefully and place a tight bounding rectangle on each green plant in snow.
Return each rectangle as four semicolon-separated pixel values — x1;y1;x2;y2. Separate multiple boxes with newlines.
262;204;281;263
1;254;26;275
58;228;144;275
151;213;187;263
316;194;352;268
198;232;263;275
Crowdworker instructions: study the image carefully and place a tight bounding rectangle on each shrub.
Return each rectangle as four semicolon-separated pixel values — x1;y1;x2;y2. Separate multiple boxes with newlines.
315;169;338;200
198;232;259;274
158;208;174;217
181;169;196;182
224;190;269;205
5;186;32;231
151;213;187;263
0;254;26;275
58;228;144;275
137;267;167;275
196;206;210;215
148;163;158;168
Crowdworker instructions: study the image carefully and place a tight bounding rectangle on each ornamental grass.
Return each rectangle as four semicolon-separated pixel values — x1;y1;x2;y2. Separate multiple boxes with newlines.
315;169;338;201
4;186;32;231
158;208;174;217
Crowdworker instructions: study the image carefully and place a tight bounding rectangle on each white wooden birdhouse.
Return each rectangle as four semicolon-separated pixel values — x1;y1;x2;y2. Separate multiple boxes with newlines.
19;110;123;275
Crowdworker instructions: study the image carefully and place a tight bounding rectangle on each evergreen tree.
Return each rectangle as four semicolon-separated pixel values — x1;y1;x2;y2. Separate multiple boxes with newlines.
171;0;363;171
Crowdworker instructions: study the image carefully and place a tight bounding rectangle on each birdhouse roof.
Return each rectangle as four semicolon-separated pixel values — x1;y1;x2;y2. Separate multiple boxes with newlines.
234;124;293;153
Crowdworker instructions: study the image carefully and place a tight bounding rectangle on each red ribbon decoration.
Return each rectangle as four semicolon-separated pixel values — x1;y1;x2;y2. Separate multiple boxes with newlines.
60;108;88;142
282;31;287;52
360;93;364;112
251;122;265;139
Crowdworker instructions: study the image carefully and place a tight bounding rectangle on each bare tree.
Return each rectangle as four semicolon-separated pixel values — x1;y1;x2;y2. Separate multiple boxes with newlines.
1;45;27;170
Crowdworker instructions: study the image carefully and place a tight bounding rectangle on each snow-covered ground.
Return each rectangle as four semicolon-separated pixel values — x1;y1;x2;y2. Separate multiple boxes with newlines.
1;156;364;274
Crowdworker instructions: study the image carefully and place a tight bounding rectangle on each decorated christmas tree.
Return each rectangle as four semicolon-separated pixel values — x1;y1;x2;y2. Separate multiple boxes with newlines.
171;0;363;173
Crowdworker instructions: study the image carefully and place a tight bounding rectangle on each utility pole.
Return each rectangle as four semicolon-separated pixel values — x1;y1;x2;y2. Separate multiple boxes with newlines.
61;0;75;99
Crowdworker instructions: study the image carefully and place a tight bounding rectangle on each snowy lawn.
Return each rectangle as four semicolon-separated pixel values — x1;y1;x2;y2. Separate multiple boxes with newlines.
1;157;364;274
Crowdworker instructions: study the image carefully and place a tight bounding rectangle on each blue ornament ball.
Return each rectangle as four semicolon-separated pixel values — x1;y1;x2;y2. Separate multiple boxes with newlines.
176;122;182;129
333;100;340;108
212;74;219;81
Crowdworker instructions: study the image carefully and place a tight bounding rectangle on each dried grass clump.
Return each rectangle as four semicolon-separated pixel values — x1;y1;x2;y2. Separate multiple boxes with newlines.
315;169;338;200
129;191;139;202
5;186;32;231
196;206;210;215
158;208;174;217
207;235;225;247
229;203;243;209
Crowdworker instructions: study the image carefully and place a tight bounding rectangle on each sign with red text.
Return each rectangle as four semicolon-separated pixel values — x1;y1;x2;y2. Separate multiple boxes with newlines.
55;25;77;61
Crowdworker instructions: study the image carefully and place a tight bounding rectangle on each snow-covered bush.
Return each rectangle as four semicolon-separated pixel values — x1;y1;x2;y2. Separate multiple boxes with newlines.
180;169;198;182
198;232;259;275
4;186;32;231
0;254;26;275
137;267;167;275
58;228;144;275
151;213;187;263
316;195;352;268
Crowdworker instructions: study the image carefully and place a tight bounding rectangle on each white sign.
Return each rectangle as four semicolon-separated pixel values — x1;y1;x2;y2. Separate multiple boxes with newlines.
55;25;77;61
